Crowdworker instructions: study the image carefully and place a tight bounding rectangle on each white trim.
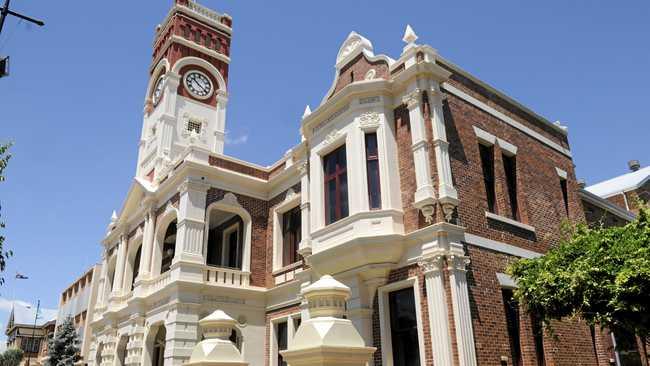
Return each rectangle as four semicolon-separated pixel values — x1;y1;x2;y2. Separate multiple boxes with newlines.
445;83;572;158
203;195;252;272
496;273;517;289
497;138;517;156
377;277;426;366
171;56;227;92
473;126;496;146
555;167;568;180
269;312;301;366
272;193;302;271
485;211;536;233
473;126;517;155
220;222;240;267
464;233;542;259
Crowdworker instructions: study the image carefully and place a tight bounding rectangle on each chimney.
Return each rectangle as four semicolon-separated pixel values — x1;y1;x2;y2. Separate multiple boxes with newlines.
628;160;641;172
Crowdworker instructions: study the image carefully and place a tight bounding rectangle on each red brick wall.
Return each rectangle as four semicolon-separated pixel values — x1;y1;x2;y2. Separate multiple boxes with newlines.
442;78;582;253
329;54;389;99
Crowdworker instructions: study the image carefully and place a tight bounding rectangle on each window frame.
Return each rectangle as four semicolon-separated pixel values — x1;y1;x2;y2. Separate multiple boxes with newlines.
269;313;302;366
281;205;302;268
478;143;496;213
364;132;382;210
377;277;426;366
323;144;349;225
272;193;302;272
502;152;519;221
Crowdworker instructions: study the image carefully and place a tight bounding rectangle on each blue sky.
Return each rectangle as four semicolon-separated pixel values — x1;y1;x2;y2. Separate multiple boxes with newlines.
0;0;648;337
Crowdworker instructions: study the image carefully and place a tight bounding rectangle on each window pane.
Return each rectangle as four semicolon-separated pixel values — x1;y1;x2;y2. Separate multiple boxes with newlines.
327;179;337;224
277;322;288;366
340;172;349;219
502;289;522;366
389;287;420;366
479;144;496;213
503;154;518;220
365;133;378;157
560;178;569;215
367;160;381;209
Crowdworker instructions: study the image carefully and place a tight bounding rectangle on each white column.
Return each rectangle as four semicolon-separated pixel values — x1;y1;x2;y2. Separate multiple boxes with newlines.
111;234;128;296
419;253;454;366
297;161;312;257
175;177;209;264
448;244;477;366
96;253;109;306
214;93;228;154
428;85;459;220
403;87;436;220
138;204;157;279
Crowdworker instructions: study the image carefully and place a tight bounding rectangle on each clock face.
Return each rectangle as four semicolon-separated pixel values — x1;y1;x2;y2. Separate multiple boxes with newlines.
152;75;165;106
184;71;213;99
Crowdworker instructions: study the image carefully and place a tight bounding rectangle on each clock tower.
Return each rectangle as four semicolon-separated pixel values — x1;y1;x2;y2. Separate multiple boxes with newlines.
136;0;233;183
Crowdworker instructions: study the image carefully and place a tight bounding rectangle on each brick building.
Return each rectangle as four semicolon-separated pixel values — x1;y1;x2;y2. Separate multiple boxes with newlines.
4;302;57;366
86;1;641;366
586;161;649;216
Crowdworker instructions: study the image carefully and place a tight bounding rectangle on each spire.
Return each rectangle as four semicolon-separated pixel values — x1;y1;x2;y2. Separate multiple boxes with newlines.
402;24;418;53
302;105;312;119
110;210;118;223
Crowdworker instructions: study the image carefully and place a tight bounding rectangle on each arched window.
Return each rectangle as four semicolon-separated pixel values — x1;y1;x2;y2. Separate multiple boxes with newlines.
130;246;142;290
152;327;166;366
206;213;243;269
161;221;177;274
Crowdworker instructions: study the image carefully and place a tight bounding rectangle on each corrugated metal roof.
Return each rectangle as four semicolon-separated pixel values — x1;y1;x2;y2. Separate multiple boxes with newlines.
585;166;650;198
9;302;58;327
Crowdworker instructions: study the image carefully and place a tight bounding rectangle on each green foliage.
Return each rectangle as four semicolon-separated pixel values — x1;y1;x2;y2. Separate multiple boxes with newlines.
508;206;650;338
0;142;12;286
0;348;24;366
47;317;80;366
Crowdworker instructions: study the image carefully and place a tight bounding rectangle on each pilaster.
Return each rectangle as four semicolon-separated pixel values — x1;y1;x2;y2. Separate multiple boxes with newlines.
448;243;477;366
175;178;209;265
214;93;228;154
165;303;201;365
419;252;454;366
125;314;145;366
111;233;128;297
297;161;312;257
428;85;459;221
403;86;437;222
138;199;157;280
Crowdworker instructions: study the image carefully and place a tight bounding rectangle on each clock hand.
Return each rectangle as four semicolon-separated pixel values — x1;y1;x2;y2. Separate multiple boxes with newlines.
191;80;206;94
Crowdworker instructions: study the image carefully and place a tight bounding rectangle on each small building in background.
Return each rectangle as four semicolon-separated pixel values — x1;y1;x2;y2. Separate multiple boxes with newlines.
56;264;102;364
4;302;57;366
586;160;650;215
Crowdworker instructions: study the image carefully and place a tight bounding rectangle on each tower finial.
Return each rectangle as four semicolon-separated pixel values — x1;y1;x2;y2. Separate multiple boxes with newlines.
302;105;312;119
403;24;418;45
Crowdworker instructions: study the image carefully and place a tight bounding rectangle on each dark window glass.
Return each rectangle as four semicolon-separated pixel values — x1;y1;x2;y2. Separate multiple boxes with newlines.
153;327;166;366
277;322;288;366
560;178;569;215
479;144;496;213
206;227;220;267
161;221;177;274
389;287;421;366
282;206;302;267
131;246;142;290
531;313;545;366
614;328;643;366
227;228;239;268
365;133;382;210
324;145;349;224
502;289;522;366
503;154;518;220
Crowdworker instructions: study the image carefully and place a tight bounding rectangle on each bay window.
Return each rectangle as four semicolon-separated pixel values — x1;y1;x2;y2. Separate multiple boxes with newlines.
323;145;348;224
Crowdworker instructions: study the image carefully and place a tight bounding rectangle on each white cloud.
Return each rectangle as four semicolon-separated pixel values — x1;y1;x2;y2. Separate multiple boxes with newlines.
0;297;31;312
225;131;249;146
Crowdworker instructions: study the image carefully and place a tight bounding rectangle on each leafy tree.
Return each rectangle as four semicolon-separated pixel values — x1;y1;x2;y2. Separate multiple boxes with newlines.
0;142;12;286
0;348;24;366
508;206;650;339
47;317;80;366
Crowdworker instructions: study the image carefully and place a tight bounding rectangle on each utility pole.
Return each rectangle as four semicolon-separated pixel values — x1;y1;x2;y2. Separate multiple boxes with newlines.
26;299;40;366
0;0;45;78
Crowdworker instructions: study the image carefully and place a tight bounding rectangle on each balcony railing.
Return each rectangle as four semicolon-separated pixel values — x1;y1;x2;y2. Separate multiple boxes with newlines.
204;266;250;287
